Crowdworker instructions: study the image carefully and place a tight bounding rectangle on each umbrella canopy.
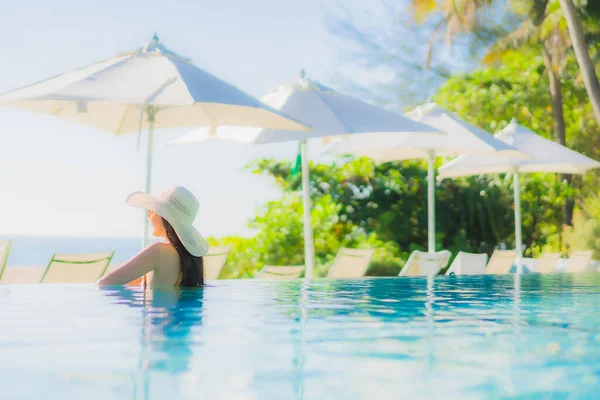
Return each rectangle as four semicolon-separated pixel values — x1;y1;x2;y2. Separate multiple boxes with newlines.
0;35;310;248
0;36;309;134
170;74;440;278
330;102;524;162
438;118;600;177
438;119;600;271
328;102;528;253
172;76;437;144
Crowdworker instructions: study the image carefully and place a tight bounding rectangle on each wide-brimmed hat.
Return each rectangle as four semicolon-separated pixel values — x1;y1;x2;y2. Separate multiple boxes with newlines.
127;185;209;257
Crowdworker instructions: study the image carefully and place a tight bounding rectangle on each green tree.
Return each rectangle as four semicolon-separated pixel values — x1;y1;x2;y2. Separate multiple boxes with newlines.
412;0;600;124
434;48;600;182
324;1;520;106
331;0;600;226
210;193;402;278
251;156;570;258
413;0;600;224
565;193;600;258
434;48;599;248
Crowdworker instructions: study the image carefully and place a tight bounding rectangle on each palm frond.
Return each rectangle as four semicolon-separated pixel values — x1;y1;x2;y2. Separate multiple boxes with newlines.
483;19;538;64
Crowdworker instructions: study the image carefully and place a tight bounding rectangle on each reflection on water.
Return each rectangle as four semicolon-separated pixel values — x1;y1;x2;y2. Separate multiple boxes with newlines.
1;274;600;399
106;287;204;373
104;287;205;399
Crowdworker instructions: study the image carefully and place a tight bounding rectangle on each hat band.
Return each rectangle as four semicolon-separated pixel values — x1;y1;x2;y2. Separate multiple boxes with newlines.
159;196;196;218
162;201;195;224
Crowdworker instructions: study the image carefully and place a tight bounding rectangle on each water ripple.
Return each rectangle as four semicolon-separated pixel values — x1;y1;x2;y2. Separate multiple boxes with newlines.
1;274;600;399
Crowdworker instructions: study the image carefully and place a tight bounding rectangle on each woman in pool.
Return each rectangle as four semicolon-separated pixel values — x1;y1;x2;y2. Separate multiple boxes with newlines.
97;185;209;288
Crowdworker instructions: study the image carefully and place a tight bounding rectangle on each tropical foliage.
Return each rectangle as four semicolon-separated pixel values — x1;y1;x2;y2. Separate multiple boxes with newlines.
208;0;600;278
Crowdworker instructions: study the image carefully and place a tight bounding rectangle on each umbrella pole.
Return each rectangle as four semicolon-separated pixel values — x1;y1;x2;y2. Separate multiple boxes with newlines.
142;107;156;250
301;139;315;279
513;171;523;273
427;151;436;253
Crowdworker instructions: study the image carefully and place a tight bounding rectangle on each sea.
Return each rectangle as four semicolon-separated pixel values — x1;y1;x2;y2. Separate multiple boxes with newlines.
2;236;143;267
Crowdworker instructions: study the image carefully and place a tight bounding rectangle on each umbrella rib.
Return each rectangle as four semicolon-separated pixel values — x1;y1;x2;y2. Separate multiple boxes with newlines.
144;77;179;104
198;104;218;128
311;89;354;134
51;102;72;116
115;105;133;135
0;56;127;100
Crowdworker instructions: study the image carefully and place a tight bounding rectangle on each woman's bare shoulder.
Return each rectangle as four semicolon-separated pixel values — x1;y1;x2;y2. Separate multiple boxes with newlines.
97;242;176;286
148;242;179;265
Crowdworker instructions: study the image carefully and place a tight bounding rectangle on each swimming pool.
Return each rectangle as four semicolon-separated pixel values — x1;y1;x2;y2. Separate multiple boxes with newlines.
1;274;599;399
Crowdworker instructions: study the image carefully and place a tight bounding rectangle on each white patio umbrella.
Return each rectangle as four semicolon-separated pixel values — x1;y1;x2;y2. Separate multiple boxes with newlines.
438;118;600;272
328;102;528;253
0;35;310;247
170;74;440;278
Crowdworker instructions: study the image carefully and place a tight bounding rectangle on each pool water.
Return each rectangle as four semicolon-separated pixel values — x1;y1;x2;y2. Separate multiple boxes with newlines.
1;274;600;399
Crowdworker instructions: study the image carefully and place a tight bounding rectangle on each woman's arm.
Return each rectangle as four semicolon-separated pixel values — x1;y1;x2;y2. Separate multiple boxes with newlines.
97;242;162;286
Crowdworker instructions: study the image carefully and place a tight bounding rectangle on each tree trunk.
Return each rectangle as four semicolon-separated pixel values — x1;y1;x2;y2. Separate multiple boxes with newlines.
558;0;600;124
543;46;567;147
562;186;575;227
543;44;574;226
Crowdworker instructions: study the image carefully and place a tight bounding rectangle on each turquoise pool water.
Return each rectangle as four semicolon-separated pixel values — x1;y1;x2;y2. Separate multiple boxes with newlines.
1;274;600;399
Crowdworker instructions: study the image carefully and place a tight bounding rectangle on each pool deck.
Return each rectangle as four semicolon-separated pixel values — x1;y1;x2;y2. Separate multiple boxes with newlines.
0;265;120;285
0;266;45;284
1;260;598;285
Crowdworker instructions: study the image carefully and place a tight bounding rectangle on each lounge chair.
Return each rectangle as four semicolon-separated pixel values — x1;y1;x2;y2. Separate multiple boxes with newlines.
256;265;305;280
400;250;451;277
534;252;562;274
40;252;114;283
203;246;231;280
564;250;594;273
445;251;487;276
0;240;12;282
485;250;517;275
326;248;374;278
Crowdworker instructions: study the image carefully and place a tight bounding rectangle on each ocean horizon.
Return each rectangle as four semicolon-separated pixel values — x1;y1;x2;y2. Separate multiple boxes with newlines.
1;235;144;267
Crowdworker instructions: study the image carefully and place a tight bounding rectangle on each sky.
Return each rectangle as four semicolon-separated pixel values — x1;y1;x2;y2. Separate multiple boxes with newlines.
0;0;373;239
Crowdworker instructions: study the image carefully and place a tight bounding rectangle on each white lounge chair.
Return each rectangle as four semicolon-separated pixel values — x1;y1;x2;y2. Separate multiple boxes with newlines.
40;252;114;283
445;251;488;276
256;265;305;280
0;240;12;282
203;246;231;280
400;250;451;277
485;250;517;275
564;251;594;273
326;248;374;278
534;252;562;274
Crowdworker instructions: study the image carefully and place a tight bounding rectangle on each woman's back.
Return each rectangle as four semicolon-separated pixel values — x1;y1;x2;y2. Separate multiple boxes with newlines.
146;242;182;287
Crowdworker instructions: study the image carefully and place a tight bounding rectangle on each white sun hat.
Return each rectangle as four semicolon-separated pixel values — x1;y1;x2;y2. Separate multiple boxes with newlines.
126;186;209;257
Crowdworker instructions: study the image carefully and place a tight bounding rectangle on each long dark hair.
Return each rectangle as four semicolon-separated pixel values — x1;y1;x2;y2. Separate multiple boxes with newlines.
162;217;205;287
